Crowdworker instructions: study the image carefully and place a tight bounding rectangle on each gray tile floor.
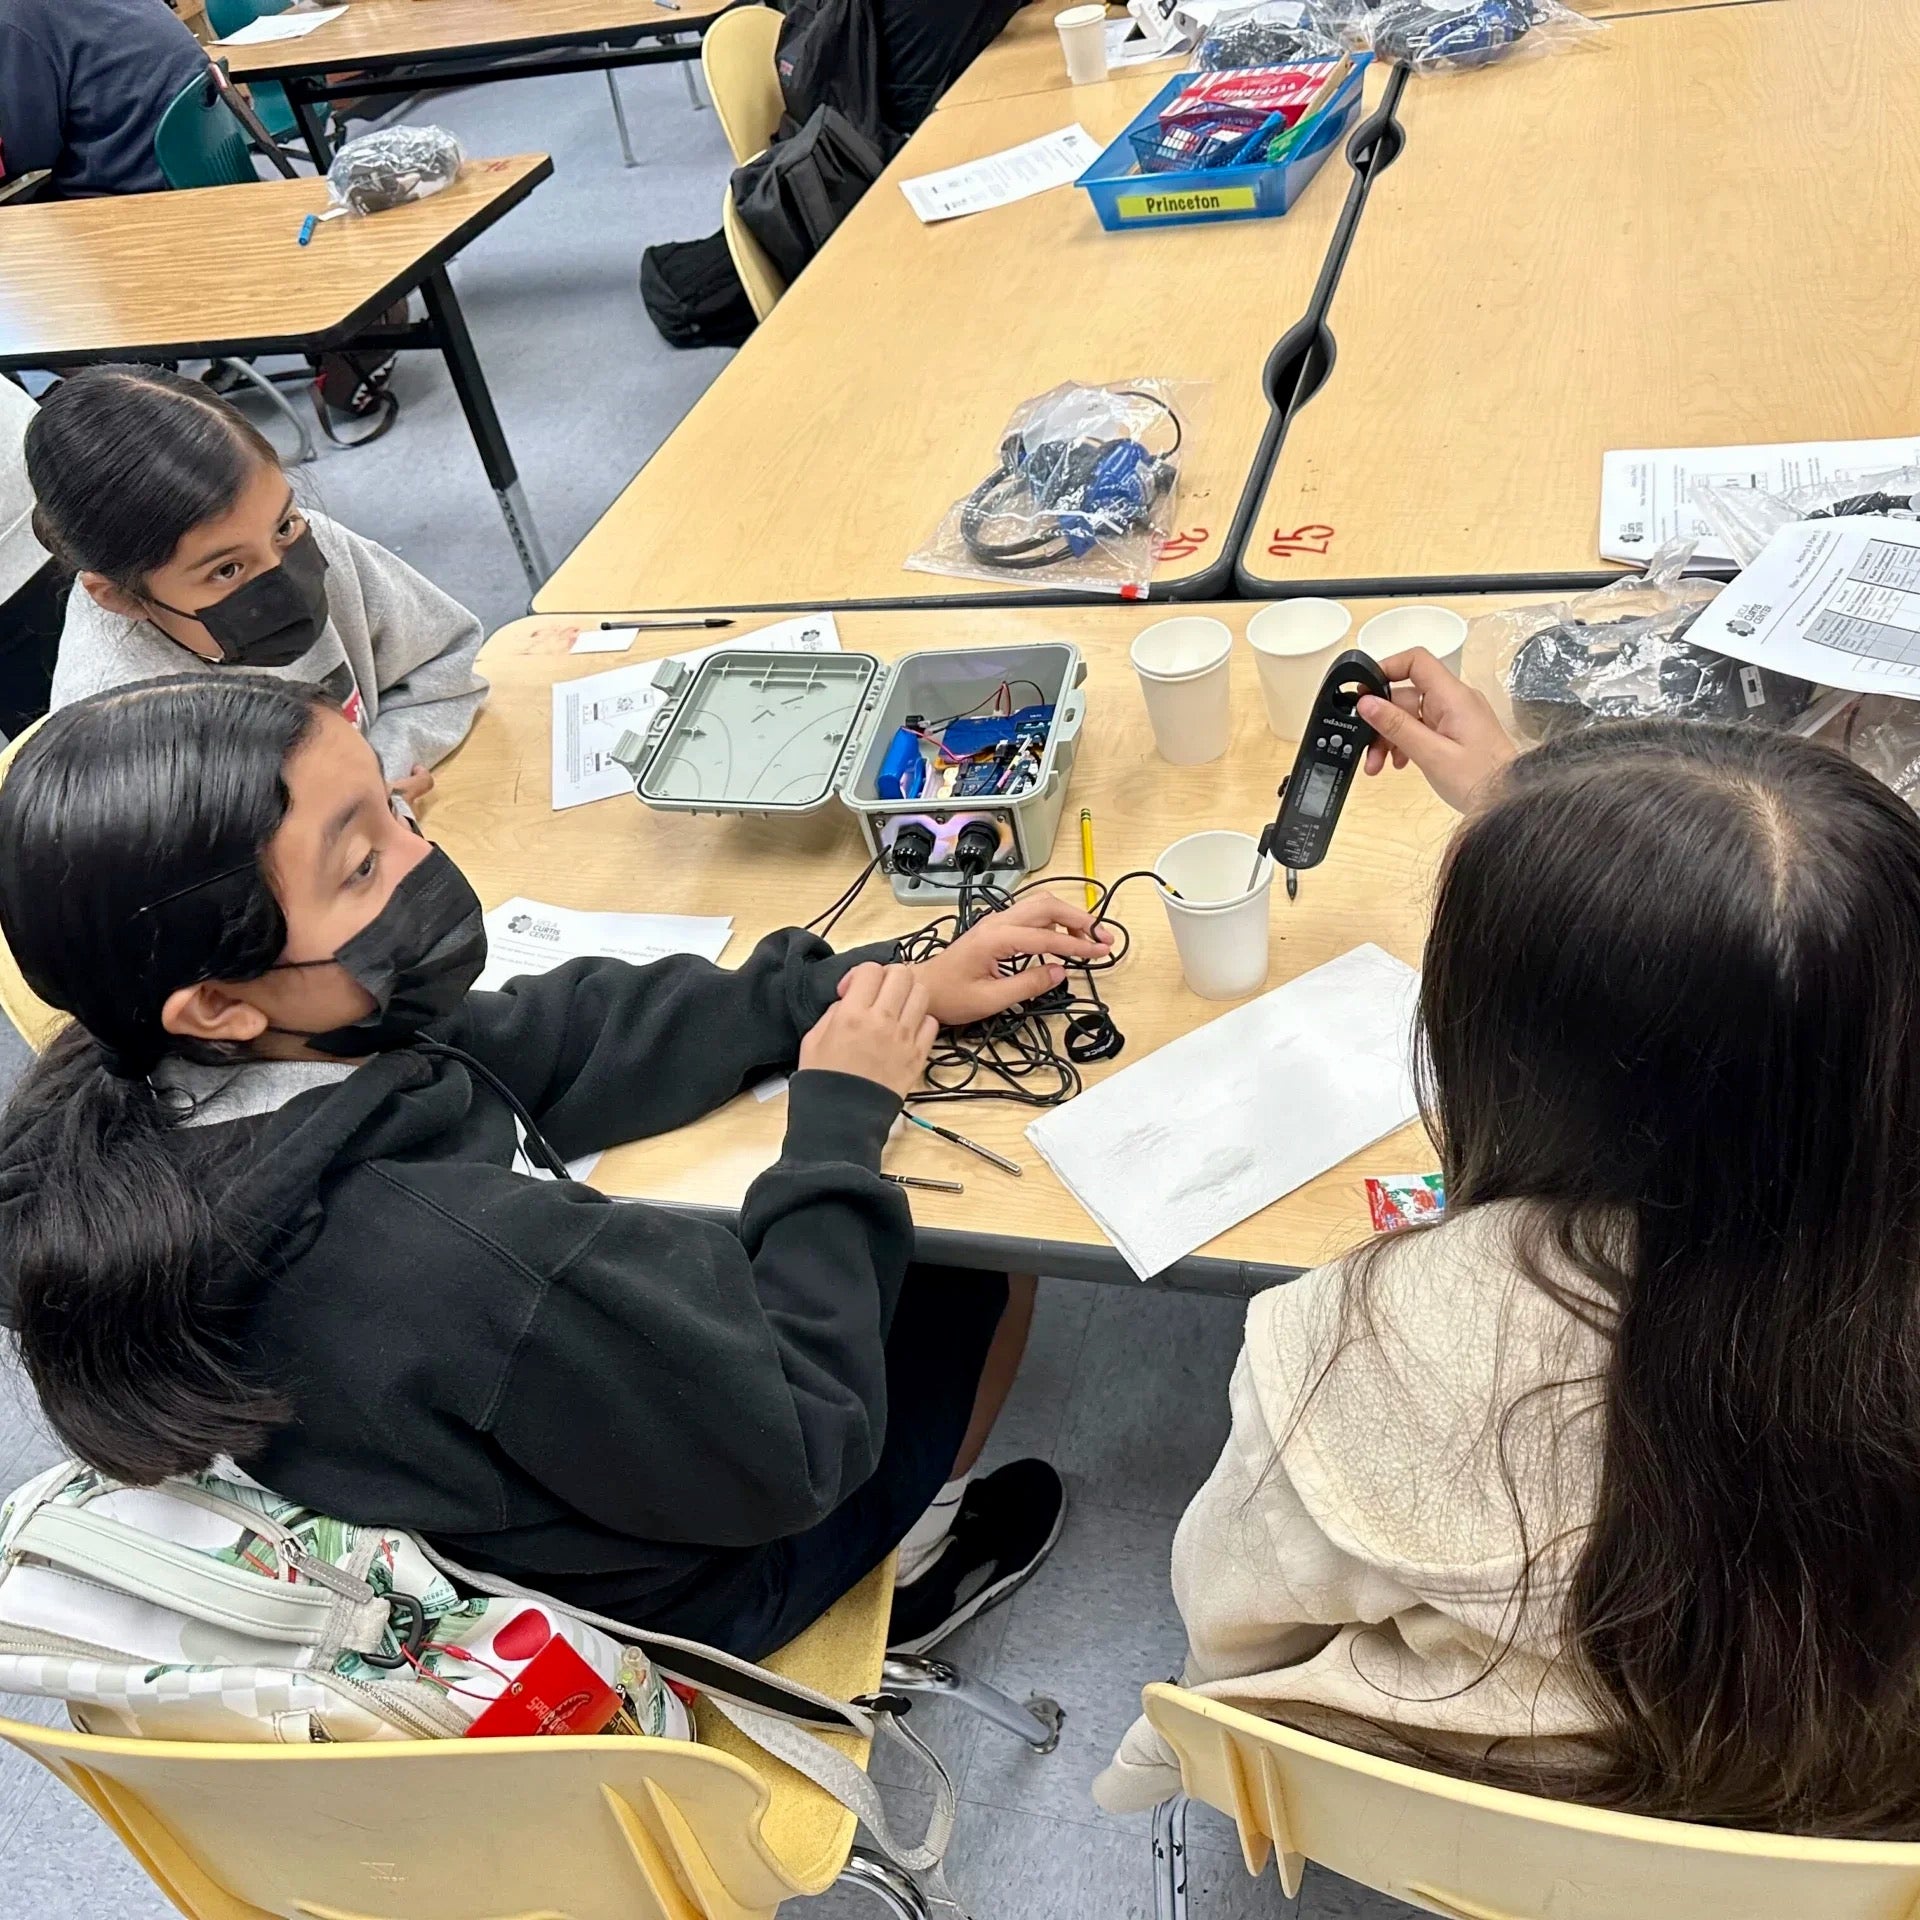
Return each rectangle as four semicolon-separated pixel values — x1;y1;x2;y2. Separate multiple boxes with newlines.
0;57;1422;1920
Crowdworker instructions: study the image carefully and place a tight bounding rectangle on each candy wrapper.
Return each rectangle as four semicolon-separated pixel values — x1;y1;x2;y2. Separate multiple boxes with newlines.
1366;1172;1446;1232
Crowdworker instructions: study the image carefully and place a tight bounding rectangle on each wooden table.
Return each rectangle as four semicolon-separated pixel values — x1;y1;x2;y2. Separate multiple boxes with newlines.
428;596;1538;1291
1240;0;1920;598
0;157;556;594
534;66;1386;617
219;0;726;168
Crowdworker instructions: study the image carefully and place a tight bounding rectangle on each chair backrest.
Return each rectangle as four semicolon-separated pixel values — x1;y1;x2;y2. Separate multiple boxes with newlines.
203;0;299;142
153;71;258;191
722;184;787;323
702;6;786;166
0;1711;813;1920
205;0;290;35
0;720;64;1053
1143;1684;1920;1920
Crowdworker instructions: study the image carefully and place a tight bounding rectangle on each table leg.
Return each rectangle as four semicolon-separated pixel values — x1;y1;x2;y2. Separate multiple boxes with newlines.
288;82;334;169
417;265;552;596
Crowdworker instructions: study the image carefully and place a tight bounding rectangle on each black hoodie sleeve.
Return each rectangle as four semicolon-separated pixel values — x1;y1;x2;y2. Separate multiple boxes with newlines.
441;929;896;1160
397;1067;915;1546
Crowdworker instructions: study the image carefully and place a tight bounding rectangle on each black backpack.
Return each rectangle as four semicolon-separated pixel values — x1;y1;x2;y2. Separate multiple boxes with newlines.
731;105;889;286
773;0;896;147
639;233;759;349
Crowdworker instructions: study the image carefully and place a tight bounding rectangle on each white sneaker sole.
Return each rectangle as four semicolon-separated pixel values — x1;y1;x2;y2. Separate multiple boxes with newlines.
888;1481;1068;1656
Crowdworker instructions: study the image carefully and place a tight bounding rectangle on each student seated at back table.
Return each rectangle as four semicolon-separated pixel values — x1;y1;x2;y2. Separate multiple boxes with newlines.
32;366;487;809
1101;650;1920;1839
0;0;208;198
0;676;1102;1655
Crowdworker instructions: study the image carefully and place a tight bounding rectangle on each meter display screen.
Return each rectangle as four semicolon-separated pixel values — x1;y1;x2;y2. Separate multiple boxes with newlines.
1297;762;1340;820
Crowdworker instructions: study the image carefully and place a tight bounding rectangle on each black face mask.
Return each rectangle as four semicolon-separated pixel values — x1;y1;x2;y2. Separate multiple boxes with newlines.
270;845;488;1055
149;527;331;669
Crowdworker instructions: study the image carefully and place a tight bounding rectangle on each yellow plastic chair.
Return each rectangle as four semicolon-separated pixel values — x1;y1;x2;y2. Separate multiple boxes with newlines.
701;5;785;165
0;1560;1061;1920
722;183;789;322
0;719;64;1052
1142;1683;1920;1920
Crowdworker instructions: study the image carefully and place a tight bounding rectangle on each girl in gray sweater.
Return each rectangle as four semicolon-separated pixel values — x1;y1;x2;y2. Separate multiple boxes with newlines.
32;366;486;804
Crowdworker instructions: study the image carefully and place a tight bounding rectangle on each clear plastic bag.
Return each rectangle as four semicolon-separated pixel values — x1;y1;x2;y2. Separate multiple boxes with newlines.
1467;544;1819;744
326;126;465;217
1362;0;1601;71
907;380;1208;597
1689;465;1920;570
1832;696;1920;815
1196;2;1357;67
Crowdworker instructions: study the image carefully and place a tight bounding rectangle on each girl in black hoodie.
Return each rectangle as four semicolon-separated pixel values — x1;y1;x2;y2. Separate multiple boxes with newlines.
0;675;1106;1658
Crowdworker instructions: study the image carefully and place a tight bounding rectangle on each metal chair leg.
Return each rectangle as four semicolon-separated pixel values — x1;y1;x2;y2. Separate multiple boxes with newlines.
604;67;639;168
215;358;317;465
881;1652;1064;1754
836;1847;945;1918
680;48;707;110
1153;1794;1190;1920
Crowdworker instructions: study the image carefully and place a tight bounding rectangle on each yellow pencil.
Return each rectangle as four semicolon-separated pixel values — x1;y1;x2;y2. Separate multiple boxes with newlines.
1079;807;1098;910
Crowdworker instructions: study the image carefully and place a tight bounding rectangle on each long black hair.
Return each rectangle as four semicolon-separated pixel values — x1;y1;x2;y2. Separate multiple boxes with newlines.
0;676;324;1482
25;365;280;590
1327;719;1920;1837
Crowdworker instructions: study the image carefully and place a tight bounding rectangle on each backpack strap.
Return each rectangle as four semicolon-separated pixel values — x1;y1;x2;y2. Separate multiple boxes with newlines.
8;1507;390;1655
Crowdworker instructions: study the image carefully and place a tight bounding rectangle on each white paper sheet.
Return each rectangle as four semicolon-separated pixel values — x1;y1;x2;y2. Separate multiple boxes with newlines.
218;5;347;44
1681;517;1920;701
899;125;1103;224
1599;436;1920;566
550;613;841;810
1025;944;1423;1278
475;897;733;994
1105;19;1184;65
569;628;641;654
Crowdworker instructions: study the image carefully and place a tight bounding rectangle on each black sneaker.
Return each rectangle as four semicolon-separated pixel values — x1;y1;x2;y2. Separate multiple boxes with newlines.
888;1459;1066;1655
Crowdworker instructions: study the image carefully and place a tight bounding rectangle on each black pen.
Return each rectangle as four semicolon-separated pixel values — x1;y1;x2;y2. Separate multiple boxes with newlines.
884;1173;965;1194
599;617;734;631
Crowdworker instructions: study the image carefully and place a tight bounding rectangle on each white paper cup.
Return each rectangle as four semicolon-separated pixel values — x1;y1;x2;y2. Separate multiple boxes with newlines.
1156;830;1274;1000
1245;599;1353;739
1054;3;1109;82
1358;603;1468;675
1130;616;1233;765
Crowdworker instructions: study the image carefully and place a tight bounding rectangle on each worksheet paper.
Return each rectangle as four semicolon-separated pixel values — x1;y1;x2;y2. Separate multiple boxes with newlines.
1599;436;1920;566
1681;518;1920;701
474;898;734;994
1026;944;1423;1278
550;613;841;809
217;5;346;43
1106;20;1184;66
899;126;1104;224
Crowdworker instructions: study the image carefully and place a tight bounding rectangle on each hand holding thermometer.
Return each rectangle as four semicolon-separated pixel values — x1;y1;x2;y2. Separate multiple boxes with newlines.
1248;650;1393;887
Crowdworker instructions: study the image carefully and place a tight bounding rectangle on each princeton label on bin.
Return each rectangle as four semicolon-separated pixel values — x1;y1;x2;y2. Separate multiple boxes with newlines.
1117;184;1259;218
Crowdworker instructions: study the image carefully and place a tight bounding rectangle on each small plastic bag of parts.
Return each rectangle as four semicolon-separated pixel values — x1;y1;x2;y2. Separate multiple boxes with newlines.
1470;543;1818;744
906;379;1208;597
1196;2;1361;68
1361;0;1601;71
1688;465;1920;570
327;126;465;217
1828;695;1920;818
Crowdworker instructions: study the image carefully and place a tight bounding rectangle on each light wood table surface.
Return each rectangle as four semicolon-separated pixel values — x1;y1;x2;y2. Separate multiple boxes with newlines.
534;66;1383;616
0;157;556;594
0;155;547;360
1241;0;1919;596
218;0;723;80
429;597;1536;1291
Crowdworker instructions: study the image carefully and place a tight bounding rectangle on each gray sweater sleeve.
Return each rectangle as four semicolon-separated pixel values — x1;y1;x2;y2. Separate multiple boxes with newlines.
327;518;489;777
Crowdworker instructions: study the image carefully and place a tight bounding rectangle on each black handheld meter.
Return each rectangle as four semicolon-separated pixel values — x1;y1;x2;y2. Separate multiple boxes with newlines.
1254;650;1392;873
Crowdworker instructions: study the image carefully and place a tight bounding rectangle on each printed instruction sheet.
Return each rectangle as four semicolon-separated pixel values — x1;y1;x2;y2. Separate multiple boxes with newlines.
218;5;346;43
1600;436;1920;566
900;126;1103;224
550;613;839;809
475;898;734;994
1684;518;1920;700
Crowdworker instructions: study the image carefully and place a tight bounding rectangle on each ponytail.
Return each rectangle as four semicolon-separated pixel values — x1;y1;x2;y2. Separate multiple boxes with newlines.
0;677;324;1483
5;1028;284;1482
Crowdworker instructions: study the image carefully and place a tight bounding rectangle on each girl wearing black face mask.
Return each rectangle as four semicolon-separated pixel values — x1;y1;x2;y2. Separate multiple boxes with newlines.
0;676;1107;1663
27;365;487;812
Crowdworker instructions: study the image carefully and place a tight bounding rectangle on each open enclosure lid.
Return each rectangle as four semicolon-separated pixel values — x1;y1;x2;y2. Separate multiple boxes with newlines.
619;650;885;815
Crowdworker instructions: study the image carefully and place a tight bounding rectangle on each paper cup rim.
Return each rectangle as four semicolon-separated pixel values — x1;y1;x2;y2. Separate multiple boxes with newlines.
1358;604;1469;654
1155;830;1273;912
1054;5;1106;25
1130;618;1232;682
1245;598;1353;659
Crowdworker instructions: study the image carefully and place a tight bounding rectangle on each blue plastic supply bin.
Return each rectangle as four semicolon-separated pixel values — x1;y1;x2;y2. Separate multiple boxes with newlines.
1076;55;1371;232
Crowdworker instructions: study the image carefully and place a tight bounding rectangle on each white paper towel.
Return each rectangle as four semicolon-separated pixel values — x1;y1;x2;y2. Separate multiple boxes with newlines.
1025;944;1423;1278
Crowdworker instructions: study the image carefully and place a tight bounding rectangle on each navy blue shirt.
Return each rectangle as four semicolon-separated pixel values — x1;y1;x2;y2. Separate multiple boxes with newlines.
0;0;208;197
